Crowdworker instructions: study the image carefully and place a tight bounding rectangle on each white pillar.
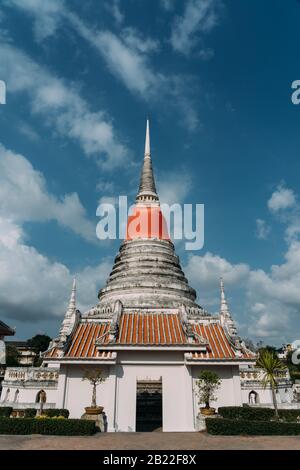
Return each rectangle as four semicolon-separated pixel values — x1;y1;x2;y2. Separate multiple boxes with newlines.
184;365;197;431
56;365;67;410
232;365;242;406
108;364;118;432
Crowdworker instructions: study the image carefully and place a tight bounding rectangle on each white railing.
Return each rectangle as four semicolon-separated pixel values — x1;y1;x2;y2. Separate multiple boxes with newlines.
4;367;59;383
240;369;290;383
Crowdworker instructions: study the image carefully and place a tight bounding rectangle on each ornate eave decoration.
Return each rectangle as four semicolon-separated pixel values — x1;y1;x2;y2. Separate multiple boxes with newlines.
179;305;208;346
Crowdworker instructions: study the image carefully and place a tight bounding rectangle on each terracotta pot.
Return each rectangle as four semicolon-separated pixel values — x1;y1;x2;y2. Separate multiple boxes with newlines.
200;407;216;416
84;406;103;415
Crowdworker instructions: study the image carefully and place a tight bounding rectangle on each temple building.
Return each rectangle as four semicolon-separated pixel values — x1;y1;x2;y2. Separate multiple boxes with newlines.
0;122;294;431
0;320;15;392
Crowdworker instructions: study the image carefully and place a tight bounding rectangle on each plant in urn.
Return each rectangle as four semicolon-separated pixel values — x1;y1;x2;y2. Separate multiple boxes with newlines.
82;368;106;415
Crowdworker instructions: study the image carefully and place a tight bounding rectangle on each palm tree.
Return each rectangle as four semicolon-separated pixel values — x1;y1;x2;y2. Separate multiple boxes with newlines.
256;349;287;419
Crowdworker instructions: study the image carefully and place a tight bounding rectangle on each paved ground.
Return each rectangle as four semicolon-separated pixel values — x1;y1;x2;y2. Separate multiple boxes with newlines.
0;432;300;450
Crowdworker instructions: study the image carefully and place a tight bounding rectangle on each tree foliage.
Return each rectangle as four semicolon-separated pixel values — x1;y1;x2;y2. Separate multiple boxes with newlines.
27;334;51;366
82;369;106;408
256;349;287;419
196;370;221;409
27;334;51;353
5;344;20;366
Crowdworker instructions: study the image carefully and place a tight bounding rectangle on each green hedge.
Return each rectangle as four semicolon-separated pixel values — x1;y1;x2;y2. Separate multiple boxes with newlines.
218;406;300;422
0;407;13;418
278;409;300;422
0;417;96;435
43;409;69;418
218;406;274;421
24;408;37;418
206;417;300;435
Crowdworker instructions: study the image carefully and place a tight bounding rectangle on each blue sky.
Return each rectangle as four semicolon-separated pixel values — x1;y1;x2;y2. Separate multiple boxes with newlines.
0;0;300;345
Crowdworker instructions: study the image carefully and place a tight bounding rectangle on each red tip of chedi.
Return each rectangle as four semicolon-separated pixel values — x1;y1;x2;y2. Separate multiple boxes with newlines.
126;206;170;240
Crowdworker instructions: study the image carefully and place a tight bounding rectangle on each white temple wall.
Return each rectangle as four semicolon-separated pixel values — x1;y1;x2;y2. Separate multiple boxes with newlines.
0;384;57;406
57;359;194;432
241;386;293;405
191;364;242;411
61;364;116;431
114;363;195;432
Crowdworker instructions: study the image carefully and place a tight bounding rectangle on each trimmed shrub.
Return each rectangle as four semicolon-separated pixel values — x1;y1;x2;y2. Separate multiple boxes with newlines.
24;408;37;418
218;406;275;421
44;409;69;418
0;407;13;418
218;406;300;423
206;417;300;436
278;409;300;422
0;417;96;435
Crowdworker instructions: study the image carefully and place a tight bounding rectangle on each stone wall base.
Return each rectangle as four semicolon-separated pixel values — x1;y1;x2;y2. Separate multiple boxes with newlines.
81;412;106;432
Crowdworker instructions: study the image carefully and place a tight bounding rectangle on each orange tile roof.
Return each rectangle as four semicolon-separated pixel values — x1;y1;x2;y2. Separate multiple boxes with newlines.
190;323;255;359
44;323;113;359
66;322;110;358
116;313;185;345
44;312;255;361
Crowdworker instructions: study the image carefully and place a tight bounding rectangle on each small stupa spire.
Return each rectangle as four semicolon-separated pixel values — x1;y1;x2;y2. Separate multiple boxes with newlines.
220;277;230;317
145;118;150;156
66;278;76;317
219;278;237;337
136;119;159;204
58;278;78;342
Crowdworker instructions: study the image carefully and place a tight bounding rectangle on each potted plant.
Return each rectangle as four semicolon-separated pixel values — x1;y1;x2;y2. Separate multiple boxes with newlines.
82;368;106;415
196;370;221;416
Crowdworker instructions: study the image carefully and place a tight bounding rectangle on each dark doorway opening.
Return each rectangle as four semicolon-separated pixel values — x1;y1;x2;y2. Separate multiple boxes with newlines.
136;380;162;432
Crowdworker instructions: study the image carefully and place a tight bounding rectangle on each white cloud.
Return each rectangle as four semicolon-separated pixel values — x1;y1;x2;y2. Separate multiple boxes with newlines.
182;246;300;342
96;178;115;194
0;43;129;169
0;143;95;242
267;184;300;243
65;14;161;97
242;185;300;340
157;169;193;205
182;183;300;343
105;0;124;26
121;27;160;54
268;184;296;213
5;0;200;131
5;0;161;96
255;218;271;240
185;252;249;290
0;216;111;322
0;142;112;323
62;12;200;131
160;0;175;11
4;0;63;41
18;122;40;142
247;257;300;340
170;0;221;56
